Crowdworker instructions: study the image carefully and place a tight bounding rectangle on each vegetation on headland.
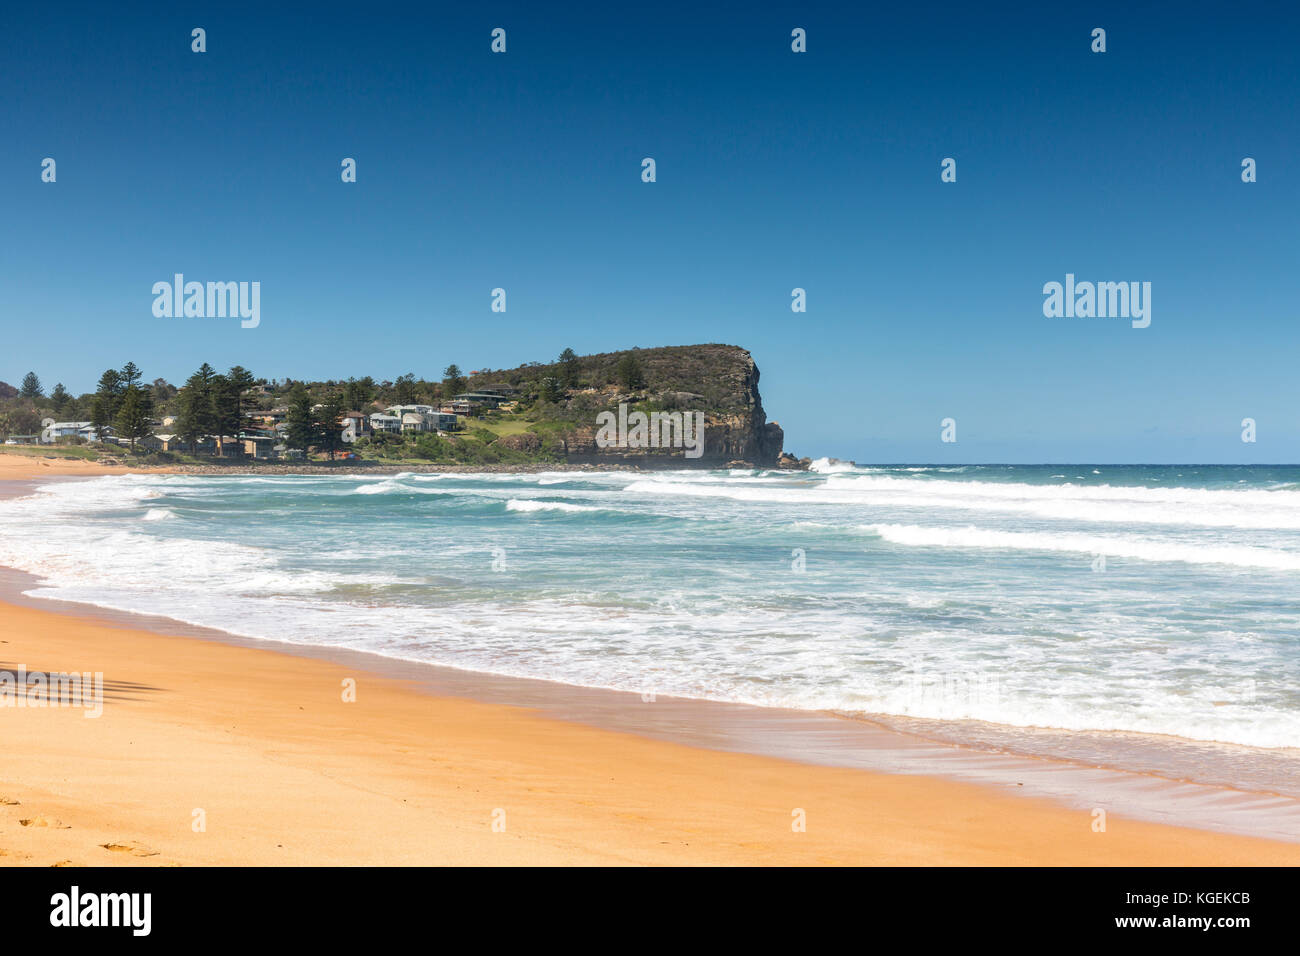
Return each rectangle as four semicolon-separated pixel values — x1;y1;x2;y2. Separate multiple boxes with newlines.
0;344;795;468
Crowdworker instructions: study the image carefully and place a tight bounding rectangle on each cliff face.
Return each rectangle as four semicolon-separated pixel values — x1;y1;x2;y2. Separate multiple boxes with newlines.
467;344;786;468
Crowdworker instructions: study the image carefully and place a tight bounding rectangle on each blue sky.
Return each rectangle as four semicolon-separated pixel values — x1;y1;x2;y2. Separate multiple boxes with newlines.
1;2;1296;462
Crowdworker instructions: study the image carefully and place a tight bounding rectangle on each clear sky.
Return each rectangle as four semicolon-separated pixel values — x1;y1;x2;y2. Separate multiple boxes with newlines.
2;2;1296;462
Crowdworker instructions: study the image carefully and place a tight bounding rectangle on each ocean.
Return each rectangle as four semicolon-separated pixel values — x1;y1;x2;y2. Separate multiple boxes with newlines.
1;463;1297;782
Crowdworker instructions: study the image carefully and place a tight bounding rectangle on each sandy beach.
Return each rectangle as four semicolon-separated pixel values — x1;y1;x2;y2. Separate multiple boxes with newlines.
2;461;1297;866
4;594;1300;867
0;453;174;481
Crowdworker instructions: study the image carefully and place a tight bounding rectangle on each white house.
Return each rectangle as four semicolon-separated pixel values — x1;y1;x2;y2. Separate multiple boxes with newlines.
40;420;107;443
369;413;401;434
341;412;370;443
386;404;437;418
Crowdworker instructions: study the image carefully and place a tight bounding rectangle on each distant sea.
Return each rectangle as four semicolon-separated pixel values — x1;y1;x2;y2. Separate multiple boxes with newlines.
2;463;1297;771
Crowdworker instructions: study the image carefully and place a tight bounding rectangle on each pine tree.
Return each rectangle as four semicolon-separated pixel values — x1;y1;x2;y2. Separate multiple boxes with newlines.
50;383;70;415
393;373;419;405
210;374;243;456
114;384;154;451
285;385;315;455
20;372;43;399
559;348;579;388
344;376;375;411
176;363;217;453
315;393;347;461
226;365;257;433
90;369;123;439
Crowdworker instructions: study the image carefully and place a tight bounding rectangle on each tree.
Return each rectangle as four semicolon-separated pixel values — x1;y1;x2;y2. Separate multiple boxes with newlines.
176;363;217;453
114;384;154;451
151;378;178;403
315;393;347;461
210;374;244;456
119;362;142;389
443;364;465;397
392;373;419;405
90;369;124;439
558;348;579;388
226;365;256;426
285;384;316;455
20;372;43;399
49;383;71;415
539;376;564;403
344;376;375;411
616;354;644;389
0;404;42;438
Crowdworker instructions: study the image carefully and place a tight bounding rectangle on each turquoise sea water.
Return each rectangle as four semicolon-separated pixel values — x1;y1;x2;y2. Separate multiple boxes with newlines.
1;463;1297;754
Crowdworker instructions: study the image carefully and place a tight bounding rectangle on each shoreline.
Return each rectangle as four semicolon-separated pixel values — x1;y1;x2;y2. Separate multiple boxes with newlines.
0;449;793;477
3;593;1298;865
5;560;1300;846
2;470;1298;862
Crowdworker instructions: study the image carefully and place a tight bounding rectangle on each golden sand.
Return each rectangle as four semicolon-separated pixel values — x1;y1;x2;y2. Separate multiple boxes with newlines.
1;598;1296;866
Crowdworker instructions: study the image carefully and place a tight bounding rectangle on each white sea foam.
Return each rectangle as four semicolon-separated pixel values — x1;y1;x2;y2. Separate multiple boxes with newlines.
505;498;601;513
1;471;1297;751
862;523;1300;571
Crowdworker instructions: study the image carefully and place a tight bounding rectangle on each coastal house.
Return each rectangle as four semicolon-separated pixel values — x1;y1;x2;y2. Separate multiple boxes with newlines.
40;421;106;443
241;435;277;459
341;412;370;443
400;412;429;433
157;435;188;453
386;404;438;418
369;413;401;434
454;392;502;409
440;400;480;416
476;384;518;397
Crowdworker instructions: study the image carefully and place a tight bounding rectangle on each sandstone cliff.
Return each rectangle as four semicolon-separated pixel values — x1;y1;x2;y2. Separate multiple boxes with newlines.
465;344;786;467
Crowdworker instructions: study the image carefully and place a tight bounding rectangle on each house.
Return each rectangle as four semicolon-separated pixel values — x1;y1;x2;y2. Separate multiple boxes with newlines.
157;435;188;452
454;392;502;409
440;400;481;416
242;435;277;459
40;421;106;443
476;384;518;397
386;404;438;417
399;413;426;433
369;413;401;434
341;412;370;443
